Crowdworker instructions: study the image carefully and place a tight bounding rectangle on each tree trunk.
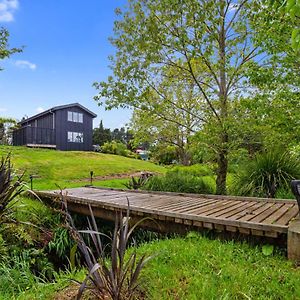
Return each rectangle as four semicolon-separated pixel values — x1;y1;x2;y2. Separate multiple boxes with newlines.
216;134;228;195
216;0;228;195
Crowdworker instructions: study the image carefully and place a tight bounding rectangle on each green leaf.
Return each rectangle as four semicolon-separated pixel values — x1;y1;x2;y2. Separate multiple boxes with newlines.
262;245;274;256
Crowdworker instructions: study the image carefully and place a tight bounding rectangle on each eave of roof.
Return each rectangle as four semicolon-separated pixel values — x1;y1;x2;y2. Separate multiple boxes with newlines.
19;103;97;124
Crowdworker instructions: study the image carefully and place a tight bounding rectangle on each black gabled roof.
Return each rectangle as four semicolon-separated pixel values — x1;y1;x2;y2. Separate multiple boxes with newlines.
20;103;97;124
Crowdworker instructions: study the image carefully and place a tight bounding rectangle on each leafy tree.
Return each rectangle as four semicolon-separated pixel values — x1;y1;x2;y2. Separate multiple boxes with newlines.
0;27;22;70
130;74;201;165
0;118;16;145
93;120;112;146
270;0;300;50
95;0;262;194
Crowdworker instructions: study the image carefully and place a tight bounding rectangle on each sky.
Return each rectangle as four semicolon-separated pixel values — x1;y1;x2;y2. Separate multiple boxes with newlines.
0;0;132;129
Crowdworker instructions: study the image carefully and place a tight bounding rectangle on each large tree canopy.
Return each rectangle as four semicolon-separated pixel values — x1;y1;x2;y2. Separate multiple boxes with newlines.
94;0;265;194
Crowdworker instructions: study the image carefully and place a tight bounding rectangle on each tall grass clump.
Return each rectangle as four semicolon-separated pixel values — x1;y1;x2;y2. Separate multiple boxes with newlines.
233;150;300;198
144;171;214;194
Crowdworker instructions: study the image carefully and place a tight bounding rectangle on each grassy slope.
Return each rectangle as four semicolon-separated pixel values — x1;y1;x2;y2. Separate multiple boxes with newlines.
15;234;300;300
139;234;300;300
0;146;165;190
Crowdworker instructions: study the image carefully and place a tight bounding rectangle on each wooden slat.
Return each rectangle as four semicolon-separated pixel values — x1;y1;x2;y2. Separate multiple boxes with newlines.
237;203;274;222
228;202;266;220
276;205;299;225
250;203;284;223
214;201;257;219
184;200;236;215
37;187;294;238
167;199;215;212
148;197;200;210
262;203;294;224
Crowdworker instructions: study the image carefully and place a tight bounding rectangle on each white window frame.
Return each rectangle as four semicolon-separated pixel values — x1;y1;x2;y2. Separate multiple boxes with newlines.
67;131;84;143
67;111;83;123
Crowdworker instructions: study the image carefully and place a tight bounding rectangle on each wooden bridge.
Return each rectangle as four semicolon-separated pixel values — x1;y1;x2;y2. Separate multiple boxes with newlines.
37;187;300;260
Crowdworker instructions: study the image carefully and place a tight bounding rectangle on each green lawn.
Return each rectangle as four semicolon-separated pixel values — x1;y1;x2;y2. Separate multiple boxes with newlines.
0;146;165;190
139;234;300;299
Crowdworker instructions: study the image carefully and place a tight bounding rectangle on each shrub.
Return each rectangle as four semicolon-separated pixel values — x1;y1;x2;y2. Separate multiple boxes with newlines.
0;153;24;224
101;141;138;158
233;150;300;198
61;196;152;300
143;172;214;194
169;164;214;177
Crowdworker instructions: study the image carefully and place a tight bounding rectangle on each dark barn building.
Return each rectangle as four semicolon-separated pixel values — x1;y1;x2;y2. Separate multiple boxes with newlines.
13;103;97;151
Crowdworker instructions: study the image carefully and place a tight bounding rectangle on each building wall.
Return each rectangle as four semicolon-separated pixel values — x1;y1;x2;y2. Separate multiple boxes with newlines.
55;107;93;151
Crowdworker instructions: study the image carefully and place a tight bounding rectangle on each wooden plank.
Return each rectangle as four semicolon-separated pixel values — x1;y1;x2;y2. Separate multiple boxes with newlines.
214;224;225;231
167;199;218;214
185;200;237;215
226;225;237;232
193;220;203;227
184;219;193;226
239;227;250;235
276;205;299;225
150;197;200;210
37;189;290;236
237;203;274;222
262;203;294;224
203;222;213;229
251;229;264;236
167;199;215;212
265;231;278;238
140;196;187;209
250;203;284;223
130;195;174;207
228;202;266;220
213;201;257;219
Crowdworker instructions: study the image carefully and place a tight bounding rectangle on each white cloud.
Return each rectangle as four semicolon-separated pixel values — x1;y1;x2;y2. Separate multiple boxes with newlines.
0;0;19;22
0;107;7;112
15;60;37;70
36;107;45;113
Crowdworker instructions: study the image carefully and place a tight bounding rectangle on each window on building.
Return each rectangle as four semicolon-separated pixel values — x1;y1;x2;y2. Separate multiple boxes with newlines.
67;131;84;143
67;111;83;123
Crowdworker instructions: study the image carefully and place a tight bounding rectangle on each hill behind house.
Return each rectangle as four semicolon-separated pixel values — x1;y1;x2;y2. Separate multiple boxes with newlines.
0;146;165;190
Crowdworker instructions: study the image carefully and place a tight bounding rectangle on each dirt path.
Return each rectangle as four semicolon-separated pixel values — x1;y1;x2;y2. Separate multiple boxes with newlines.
73;171;148;183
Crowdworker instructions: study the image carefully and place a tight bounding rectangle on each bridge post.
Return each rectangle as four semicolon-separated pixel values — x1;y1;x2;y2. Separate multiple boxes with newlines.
288;217;300;262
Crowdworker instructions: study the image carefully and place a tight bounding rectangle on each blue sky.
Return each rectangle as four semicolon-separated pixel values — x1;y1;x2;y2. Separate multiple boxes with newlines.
0;0;131;129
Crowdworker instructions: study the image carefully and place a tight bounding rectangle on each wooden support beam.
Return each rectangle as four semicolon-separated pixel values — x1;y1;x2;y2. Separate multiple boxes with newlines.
288;217;300;262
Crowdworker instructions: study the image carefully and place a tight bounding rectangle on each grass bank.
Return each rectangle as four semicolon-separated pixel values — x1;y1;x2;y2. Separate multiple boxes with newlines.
0;146;165;190
139;234;300;299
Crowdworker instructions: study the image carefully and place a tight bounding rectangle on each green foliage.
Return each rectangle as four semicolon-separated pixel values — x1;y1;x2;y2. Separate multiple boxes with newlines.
95;0;264;194
93;120;112;146
138;235;300;299
101;140;127;156
47;226;75;259
63;201;152;300
101;140;138;159
144;171;214;195
262;244;274;256
0;27;22;71
0;153;24;223
233;150;300;198
170;164;214;177
0;234;7;261
150;144;178;165
124;173;152;190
